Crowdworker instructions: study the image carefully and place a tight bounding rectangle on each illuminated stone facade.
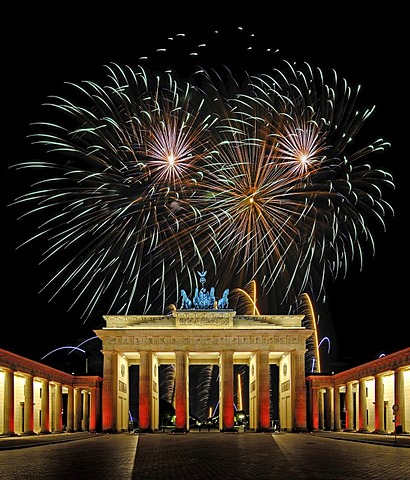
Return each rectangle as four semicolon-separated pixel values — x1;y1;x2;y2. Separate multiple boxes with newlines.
94;310;312;433
1;336;408;437
0;349;102;436
306;347;410;434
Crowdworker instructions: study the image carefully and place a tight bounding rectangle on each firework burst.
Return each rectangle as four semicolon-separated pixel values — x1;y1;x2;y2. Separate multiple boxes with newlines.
10;26;394;319
194;61;394;311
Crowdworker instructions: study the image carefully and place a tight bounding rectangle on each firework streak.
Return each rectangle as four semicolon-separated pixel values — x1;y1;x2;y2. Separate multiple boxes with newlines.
11;26;394;319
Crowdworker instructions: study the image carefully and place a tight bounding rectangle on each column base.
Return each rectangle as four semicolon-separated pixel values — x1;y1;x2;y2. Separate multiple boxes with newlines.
221;427;237;433
373;429;388;434
138;428;154;433
256;427;271;433
171;428;188;434
21;431;36;436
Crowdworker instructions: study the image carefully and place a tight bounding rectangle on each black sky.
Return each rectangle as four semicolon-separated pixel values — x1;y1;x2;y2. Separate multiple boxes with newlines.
3;7;408;373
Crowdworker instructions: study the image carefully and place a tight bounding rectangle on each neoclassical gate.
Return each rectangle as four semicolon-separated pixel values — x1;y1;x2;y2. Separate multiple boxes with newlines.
95;310;312;433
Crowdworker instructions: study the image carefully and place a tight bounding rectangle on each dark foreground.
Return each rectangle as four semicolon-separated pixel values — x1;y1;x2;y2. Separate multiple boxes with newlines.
1;430;409;480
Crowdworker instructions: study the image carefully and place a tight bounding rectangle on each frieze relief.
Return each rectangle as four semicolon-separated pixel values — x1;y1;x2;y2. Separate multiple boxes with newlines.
177;317;231;327
281;380;290;393
175;310;235;328
103;333;302;350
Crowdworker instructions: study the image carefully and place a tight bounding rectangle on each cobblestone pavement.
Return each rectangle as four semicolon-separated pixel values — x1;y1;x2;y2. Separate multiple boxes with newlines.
0;430;409;479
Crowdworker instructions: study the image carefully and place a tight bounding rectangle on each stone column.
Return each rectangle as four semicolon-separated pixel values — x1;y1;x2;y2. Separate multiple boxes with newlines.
358;378;369;432
345;382;354;431
40;379;51;434
2;368;15;436
291;349;307;431
83;390;90;431
374;373;386;434
220;350;235;431
102;351;117;432
333;386;342;431
394;368;407;433
139;351;152;432
175;351;188;431
23;374;35;435
325;387;334;431
310;386;319;431
74;388;82;431
53;382;63;433
89;387;99;432
257;351;271;431
318;389;325;430
66;386;74;432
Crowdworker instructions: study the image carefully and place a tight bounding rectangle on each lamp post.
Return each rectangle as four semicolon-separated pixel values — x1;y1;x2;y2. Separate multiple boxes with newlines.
392;404;399;443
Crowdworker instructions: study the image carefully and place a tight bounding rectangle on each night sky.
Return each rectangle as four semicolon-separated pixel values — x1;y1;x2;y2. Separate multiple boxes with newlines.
3;7;407;375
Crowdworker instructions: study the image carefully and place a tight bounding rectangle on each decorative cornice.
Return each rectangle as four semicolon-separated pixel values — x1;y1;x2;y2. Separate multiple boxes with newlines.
306;347;410;387
0;348;102;387
95;329;313;352
102;312;306;329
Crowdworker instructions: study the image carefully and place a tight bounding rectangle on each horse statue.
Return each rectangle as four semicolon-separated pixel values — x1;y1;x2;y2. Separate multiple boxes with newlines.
193;288;200;309
209;287;216;309
217;288;230;309
180;289;192;309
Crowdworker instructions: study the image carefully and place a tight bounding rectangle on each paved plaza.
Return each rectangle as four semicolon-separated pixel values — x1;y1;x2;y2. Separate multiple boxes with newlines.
0;430;409;479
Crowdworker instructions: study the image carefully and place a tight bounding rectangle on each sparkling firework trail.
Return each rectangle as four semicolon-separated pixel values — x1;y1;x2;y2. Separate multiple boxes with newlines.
10;26;394;320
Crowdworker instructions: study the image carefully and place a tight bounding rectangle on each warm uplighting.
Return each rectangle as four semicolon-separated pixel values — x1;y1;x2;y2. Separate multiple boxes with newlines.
237;373;243;411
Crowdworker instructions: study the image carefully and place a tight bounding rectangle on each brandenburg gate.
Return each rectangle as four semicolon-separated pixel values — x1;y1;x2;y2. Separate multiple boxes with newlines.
95;308;312;433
